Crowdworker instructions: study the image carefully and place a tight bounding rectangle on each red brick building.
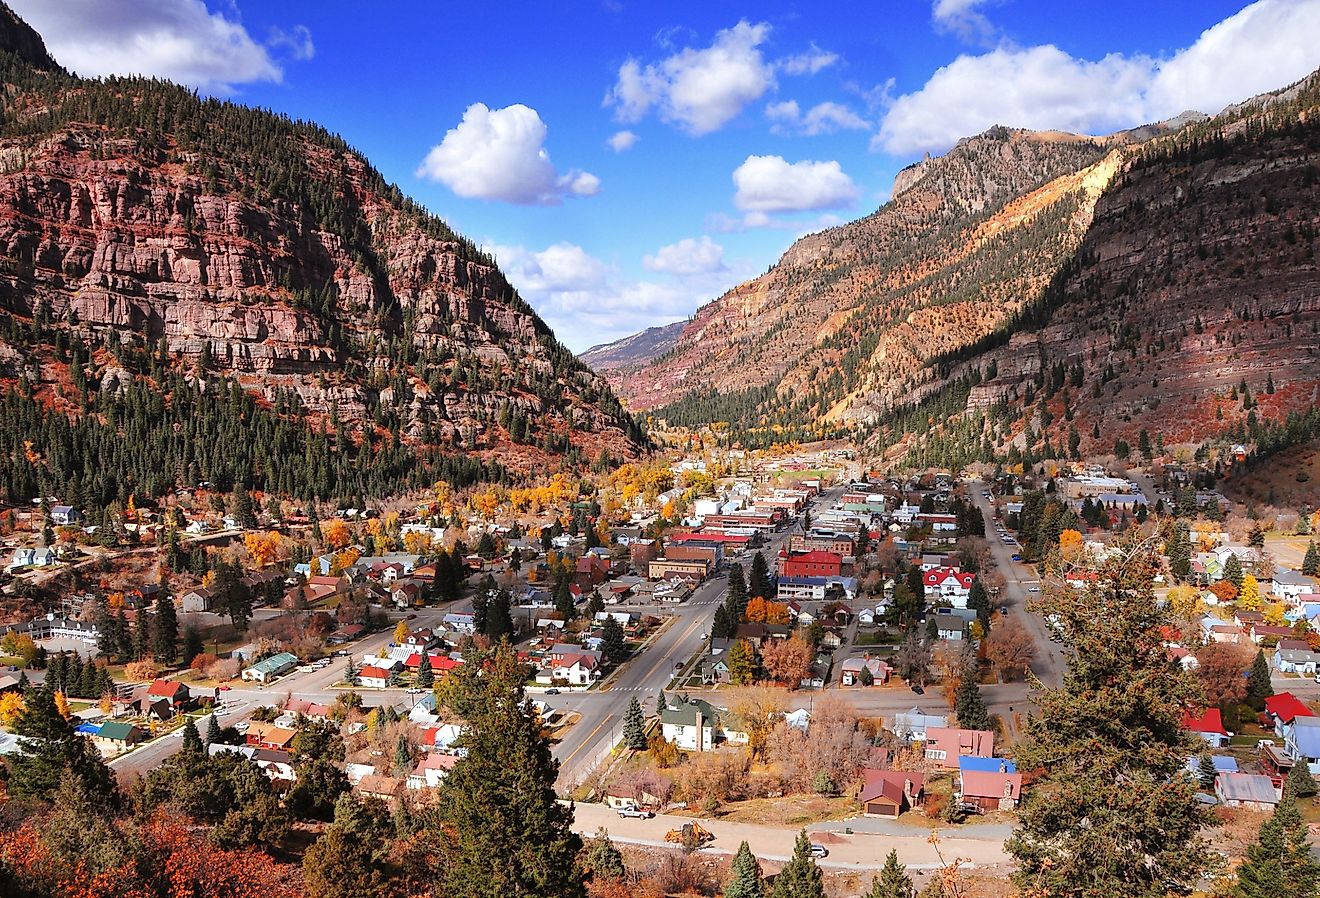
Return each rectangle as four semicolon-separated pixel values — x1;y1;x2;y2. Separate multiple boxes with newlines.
780;549;844;578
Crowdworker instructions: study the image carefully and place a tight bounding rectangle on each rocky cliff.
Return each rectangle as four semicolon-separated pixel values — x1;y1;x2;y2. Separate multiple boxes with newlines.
580;321;686;373
0;6;643;503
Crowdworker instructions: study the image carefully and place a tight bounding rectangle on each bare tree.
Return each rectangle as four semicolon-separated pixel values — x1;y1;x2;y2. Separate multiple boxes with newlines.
984;617;1036;682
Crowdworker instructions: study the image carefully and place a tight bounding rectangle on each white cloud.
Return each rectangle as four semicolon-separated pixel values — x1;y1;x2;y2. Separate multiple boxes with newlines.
267;24;315;61
605;20;777;135
416;103;599;205
780;43;840;75
607;130;639;152
643;236;727;275
880;0;1320;155
10;0;292;92
488;240;752;351
767;99;870;135
932;0;997;45
732;155;859;214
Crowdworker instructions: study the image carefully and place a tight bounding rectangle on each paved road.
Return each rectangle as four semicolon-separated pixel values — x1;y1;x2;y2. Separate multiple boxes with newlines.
571;802;1012;871
553;486;845;789
967;482;1065;687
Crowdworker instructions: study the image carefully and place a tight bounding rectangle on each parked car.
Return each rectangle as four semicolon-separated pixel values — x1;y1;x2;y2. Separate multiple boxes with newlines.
809;844;829;858
545;688;561;695
1000;605;1009;616
617;805;653;819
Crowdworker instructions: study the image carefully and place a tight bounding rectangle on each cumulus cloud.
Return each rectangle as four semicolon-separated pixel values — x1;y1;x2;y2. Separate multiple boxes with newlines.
605;20;777;135
767;99;870;135
10;0;296;92
643;236;727;275
880;0;1320;155
932;0;998;45
416;103;600;205
267;24;315;61
780;43;840;75
607;130;639;152
732;155;859;215
488;241;751;351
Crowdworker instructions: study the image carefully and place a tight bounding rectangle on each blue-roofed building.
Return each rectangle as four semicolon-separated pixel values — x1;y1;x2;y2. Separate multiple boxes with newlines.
74;722;102;736
1184;755;1238;777
959;755;1017;774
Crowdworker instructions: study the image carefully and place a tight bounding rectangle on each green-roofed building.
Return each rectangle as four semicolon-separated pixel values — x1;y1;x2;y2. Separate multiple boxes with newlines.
240;651;300;683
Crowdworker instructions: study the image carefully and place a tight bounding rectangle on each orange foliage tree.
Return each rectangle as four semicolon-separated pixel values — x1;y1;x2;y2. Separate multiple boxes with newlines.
321;518;351;550
760;636;814;688
244;532;282;566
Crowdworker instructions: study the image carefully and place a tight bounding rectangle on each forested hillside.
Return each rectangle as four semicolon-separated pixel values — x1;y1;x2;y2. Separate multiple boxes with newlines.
0;5;644;507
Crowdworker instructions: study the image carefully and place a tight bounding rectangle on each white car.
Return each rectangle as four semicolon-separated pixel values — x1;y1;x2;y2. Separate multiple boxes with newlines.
1027;585;1041;593
809;844;829;858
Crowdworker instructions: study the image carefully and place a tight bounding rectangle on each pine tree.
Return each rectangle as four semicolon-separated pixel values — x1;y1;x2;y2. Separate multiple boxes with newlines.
1223;553;1244;588
1167;521;1192;581
1006;536;1211;897
433;643;584;898
728;562;749;619
966;578;991;630
114;608;132;658
622;696;647;751
601;617;627;665
770;831;825;898
1197;754;1217;790
486;589;513;641
133;610;151;660
9;687;116;806
1246;649;1273;710
581;828;626;882
1232;795;1320;898
182;626;204;666
181;718;202;755
1284;755;1317;799
416;651;434;689
724;840;765;898
955;652;992;732
206;712;222;745
1303;540;1319;576
868;850;915;898
749;552;772;600
153;594;179;666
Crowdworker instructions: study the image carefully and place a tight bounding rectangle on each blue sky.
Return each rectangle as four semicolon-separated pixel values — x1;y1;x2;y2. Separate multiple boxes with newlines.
14;1;1320;351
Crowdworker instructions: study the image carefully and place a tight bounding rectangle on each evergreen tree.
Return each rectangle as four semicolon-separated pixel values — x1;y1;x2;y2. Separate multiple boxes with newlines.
133;610;151;660
9;687;116;806
966;578;991;631
1303;540;1319;576
1284;755;1317;799
1232;795;1320;898
486;589;513;641
749;552;772;600
1197;754;1217;791
93;594;116;657
303;794;394;898
622;696;647;751
153;594;179;666
712;602;735;640
770;831;825;898
471;589;490;636
206;712;222;746
433;643;584;898
728;562;749;619
867;850;915;898
1246;649;1273;710
1006;536;1211;897
181;626;204;666
601;617;627;665
114;608;132;658
181;718;202;755
955;650;992;732
1223;553;1244;588
581;828;626;882
416;651;434;689
553;578;576;621
1167;521;1192;581
724;840;765;898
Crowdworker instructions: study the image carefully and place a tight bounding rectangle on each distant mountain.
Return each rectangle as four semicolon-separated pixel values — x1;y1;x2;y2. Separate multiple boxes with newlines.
580;321;686;372
0;5;644;506
606;72;1320;468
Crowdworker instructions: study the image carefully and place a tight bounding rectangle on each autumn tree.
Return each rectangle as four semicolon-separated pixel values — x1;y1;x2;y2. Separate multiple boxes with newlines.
322;518;352;550
728;638;757;685
761;636;814;688
1239;573;1262;610
984;615;1035;682
893;632;932;688
244;531;282;566
1006;535;1211;897
1195;641;1252;712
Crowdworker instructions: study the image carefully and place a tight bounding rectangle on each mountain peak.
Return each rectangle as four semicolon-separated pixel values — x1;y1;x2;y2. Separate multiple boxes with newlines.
0;2;63;73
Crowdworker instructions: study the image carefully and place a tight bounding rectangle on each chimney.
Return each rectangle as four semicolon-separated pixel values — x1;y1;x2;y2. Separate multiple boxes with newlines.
1004;779;1014;799
903;778;914;800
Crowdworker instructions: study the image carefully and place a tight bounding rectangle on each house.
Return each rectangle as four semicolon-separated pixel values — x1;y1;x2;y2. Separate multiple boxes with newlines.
1264;692;1316;738
1271;569;1314;603
91;721;144;755
923;727;994;769
857;608;877;626
8;547;57;569
660;695;720;751
575;554;610;588
935;612;969;641
1285;716;1320;774
1182;708;1231;748
241;652;299;683
922;568;976;608
1215;772;1281;810
840;657;891;686
780;550;845;579
1185;754;1238;778
245;723;297;750
443;612;477;633
177;587;216;613
145;679;191;712
407;752;459;790
858;768;925;817
700;649;731;685
1249;624;1294;644
1274;645;1320;675
541;651;601;686
50;505;81;526
892;708;948;741
402;629;440;651
357;665;392;689
357;775;405;801
958;759;1023;813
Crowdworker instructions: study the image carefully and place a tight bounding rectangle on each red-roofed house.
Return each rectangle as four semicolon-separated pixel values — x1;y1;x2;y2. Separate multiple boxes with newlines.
923;727;995;769
923;567;976;607
575;554;609;588
403;653;463;673
357;665;391;689
146;679;191;711
1182;708;1230;747
1264;692;1315;737
781;550;845;578
960;769;1024;812
858;768;925;817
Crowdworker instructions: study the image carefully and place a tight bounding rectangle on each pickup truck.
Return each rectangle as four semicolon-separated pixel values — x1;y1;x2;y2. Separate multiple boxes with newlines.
617;805;653;819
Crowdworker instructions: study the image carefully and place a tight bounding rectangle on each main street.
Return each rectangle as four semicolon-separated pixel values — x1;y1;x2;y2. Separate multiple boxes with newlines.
967;480;1066;687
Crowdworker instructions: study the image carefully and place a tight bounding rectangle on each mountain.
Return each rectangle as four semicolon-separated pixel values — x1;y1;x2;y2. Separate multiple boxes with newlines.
0;5;643;507
604;74;1320;467
580;320;686;372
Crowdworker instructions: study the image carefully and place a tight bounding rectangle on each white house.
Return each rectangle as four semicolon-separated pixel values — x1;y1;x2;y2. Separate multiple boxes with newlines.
659;695;719;751
1285;717;1320;774
922;567;975;608
1272;569;1314;603
356;665;392;689
1274;646;1320;675
892;708;948;741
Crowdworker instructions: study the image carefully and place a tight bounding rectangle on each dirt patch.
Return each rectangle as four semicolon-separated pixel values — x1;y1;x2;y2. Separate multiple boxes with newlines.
706;794;859;827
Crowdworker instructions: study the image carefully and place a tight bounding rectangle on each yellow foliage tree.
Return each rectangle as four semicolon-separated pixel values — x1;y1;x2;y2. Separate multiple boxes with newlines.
322;518;351;550
1059;529;1083;555
106;591;125;610
0;692;24;727
394;620;409;645
1167;584;1203;621
365;518;383;538
54;691;71;719
403;531;433;554
1264;602;1286;626
1239;574;1261;611
471;489;500;521
434;481;454;516
244;531;281;566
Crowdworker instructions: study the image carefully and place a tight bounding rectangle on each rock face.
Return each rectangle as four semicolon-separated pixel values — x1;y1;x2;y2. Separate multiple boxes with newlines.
0;10;643;475
606;70;1320;458
580;321;687;373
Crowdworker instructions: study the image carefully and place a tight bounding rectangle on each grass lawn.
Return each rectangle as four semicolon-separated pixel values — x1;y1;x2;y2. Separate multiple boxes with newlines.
854;631;900;647
0;655;24;668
